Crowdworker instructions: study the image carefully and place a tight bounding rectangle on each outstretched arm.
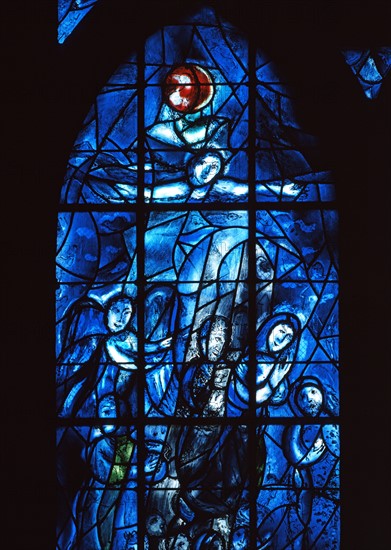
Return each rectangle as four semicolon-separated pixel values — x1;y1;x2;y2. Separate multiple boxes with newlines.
145;336;172;354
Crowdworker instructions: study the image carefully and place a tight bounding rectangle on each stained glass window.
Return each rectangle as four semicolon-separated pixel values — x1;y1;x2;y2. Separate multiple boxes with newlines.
54;6;342;549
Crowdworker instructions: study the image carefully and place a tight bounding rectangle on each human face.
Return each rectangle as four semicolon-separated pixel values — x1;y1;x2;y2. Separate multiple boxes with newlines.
98;396;117;433
207;324;227;362
297;385;323;416
214;368;229;388
174;534;190;549
268;323;294;353
107;298;132;333
256;252;273;280
146;514;165;537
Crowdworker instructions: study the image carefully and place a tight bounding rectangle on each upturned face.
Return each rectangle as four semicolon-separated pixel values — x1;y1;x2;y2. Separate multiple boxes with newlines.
297;385;323;416
146;514;165;536
106;298;132;333
98;396;117;433
268;322;294;353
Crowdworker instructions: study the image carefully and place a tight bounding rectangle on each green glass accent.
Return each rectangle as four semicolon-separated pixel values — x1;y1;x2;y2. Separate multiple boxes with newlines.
109;436;134;484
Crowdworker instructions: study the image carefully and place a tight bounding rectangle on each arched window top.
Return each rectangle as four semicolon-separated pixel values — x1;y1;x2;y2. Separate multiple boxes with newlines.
60;6;335;205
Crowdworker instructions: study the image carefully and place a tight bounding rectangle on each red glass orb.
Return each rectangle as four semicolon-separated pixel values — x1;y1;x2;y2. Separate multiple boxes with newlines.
163;64;214;114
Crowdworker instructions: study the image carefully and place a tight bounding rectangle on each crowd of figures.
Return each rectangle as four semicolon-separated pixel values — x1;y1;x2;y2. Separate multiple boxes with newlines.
56;284;339;549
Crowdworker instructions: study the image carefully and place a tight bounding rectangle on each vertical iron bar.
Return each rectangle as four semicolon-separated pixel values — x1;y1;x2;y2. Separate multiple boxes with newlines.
248;35;258;549
136;39;146;550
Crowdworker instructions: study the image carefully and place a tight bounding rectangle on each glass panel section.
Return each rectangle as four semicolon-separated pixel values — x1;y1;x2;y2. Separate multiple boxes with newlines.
145;424;249;548
58;0;100;44
56;284;138;418
144;15;249;204
257;423;340;548
342;47;391;99
256;51;336;202
57;425;138;548
60;61;138;204
144;210;249;419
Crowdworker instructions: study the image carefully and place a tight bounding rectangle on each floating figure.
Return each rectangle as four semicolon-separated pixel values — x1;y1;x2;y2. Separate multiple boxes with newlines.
145;64;245;203
64;63;252;205
57;294;171;418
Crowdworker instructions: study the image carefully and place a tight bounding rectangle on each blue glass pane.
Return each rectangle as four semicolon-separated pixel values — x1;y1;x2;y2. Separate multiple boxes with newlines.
144;13;249;204
57;211;137;284
342;47;391;99
58;0;99;44
257;423;340;548
60;60;138;204
223;209;339;417
56;284;138;418
57;425;138;548
145;13;248;83
143;210;249;419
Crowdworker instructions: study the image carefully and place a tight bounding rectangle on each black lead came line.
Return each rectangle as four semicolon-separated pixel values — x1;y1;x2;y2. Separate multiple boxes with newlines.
247;35;259;550
136;42;147;550
58;201;336;213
